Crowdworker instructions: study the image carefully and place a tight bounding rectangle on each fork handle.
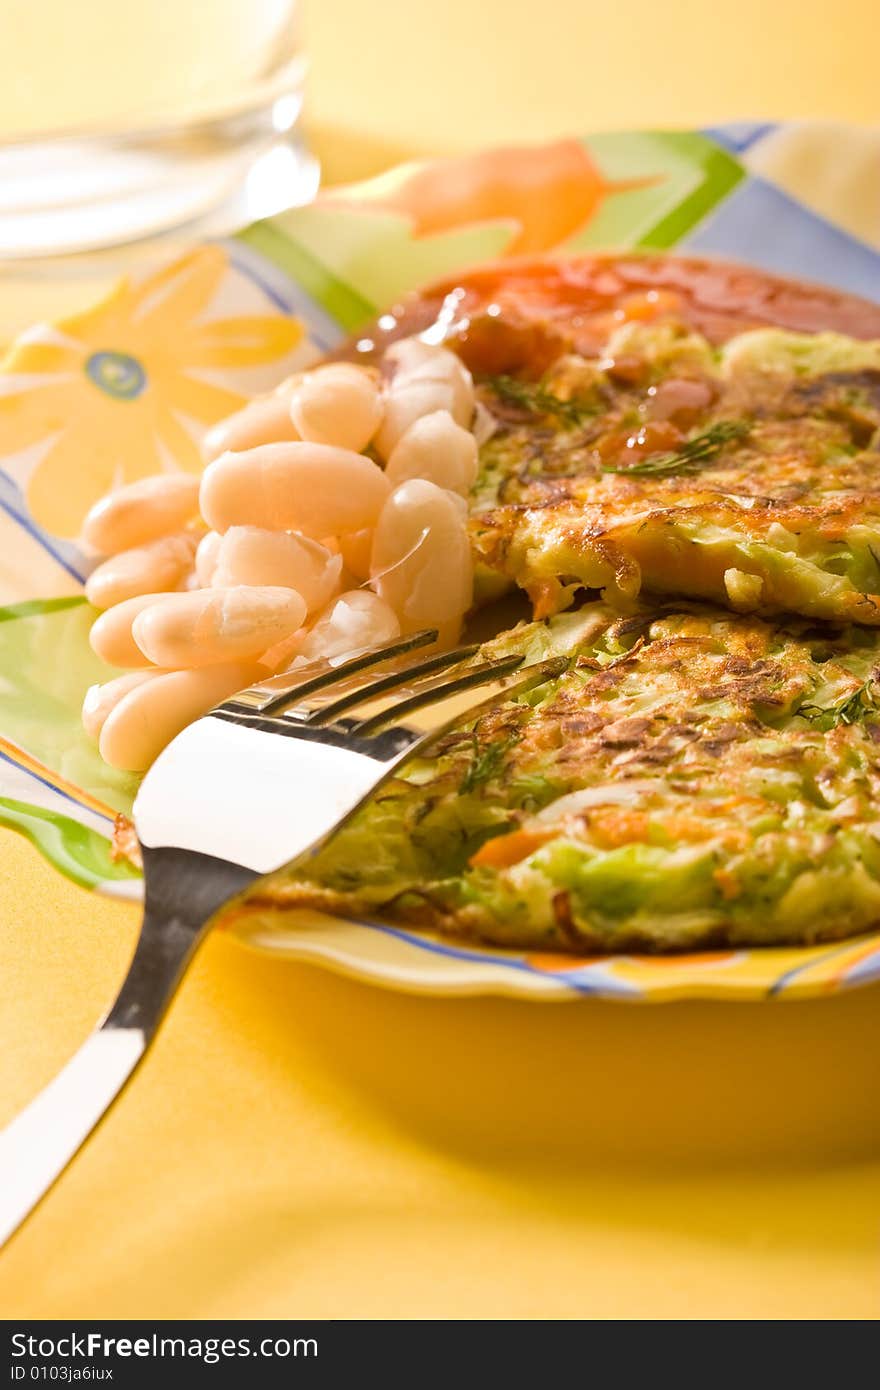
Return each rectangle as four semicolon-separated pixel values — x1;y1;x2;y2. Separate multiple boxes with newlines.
0;848;257;1248
0;1024;148;1247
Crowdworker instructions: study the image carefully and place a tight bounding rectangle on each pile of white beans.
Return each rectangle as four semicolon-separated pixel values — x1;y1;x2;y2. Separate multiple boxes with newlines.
81;338;478;772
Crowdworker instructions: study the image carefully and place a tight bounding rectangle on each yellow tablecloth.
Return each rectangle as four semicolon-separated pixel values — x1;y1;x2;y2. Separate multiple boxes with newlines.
2;0;880;1319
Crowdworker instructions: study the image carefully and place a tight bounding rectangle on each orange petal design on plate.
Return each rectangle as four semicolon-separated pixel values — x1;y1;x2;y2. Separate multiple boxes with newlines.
525;952;603;972
820;937;880;993
326;140;650;256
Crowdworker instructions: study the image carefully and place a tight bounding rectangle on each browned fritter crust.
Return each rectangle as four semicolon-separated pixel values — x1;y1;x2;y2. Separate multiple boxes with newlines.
236;880;875;954
349;252;880;625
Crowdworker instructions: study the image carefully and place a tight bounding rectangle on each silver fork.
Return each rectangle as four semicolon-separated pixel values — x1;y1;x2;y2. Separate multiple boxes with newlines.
0;631;565;1247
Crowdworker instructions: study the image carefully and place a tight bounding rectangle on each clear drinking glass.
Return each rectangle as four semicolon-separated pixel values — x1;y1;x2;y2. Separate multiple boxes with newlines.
0;0;315;258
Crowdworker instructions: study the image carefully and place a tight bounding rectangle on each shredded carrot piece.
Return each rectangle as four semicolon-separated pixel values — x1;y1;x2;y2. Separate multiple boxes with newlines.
470;828;555;868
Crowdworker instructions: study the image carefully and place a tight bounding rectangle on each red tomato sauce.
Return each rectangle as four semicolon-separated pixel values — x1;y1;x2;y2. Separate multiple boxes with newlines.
347;253;880;376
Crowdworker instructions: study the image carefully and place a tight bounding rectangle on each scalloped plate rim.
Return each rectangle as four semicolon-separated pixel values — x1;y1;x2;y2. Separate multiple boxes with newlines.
93;874;880;1002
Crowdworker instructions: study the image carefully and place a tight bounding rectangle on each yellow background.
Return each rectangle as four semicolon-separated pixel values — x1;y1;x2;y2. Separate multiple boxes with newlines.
306;0;880;180
2;0;880;1320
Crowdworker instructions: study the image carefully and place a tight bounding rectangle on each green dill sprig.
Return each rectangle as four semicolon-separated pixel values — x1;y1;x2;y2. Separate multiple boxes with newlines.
797;679;880;730
459;733;519;794
602;419;751;477
486;375;595;427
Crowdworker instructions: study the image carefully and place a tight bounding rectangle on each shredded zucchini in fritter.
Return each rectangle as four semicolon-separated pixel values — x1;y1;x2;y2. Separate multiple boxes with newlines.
252;604;880;952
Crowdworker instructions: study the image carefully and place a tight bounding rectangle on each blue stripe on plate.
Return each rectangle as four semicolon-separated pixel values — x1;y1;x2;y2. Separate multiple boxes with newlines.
0;470;88;583
765;938;878;998
681;175;880;303
840;952;880;987
0;746;113;822
702;122;777;154
224;239;344;355
357;918;639;997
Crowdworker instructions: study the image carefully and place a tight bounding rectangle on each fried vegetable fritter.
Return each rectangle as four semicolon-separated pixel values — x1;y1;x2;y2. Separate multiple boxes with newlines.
252;605;880;952
470;321;880;623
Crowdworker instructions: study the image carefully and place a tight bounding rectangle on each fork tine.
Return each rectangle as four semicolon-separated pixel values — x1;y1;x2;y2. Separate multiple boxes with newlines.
354;655;565;737
266;655;573;873
218;628;439;716
289;643;481;724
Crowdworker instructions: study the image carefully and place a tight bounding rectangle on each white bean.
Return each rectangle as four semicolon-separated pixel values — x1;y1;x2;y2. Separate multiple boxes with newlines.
85;533;198;609
371;479;473;630
392;344;474;421
374;380;463;461
386;338;474;425
444;491;469;520
89;592;177;668
132;586;308;668
212;527;342;613
201;379;301;462
82;474;201;555
82;670;159;740
385;337;442;376
200;442;390;537
296;590;401;663
291;363;383;453
385;410;478;496
429;616;466;648
195;530;223;586
387;338;467;377
98;661;262;771
337;528;373;581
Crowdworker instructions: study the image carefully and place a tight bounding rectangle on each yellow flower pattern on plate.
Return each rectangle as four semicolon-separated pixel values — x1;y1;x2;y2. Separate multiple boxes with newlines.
0;247;302;539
